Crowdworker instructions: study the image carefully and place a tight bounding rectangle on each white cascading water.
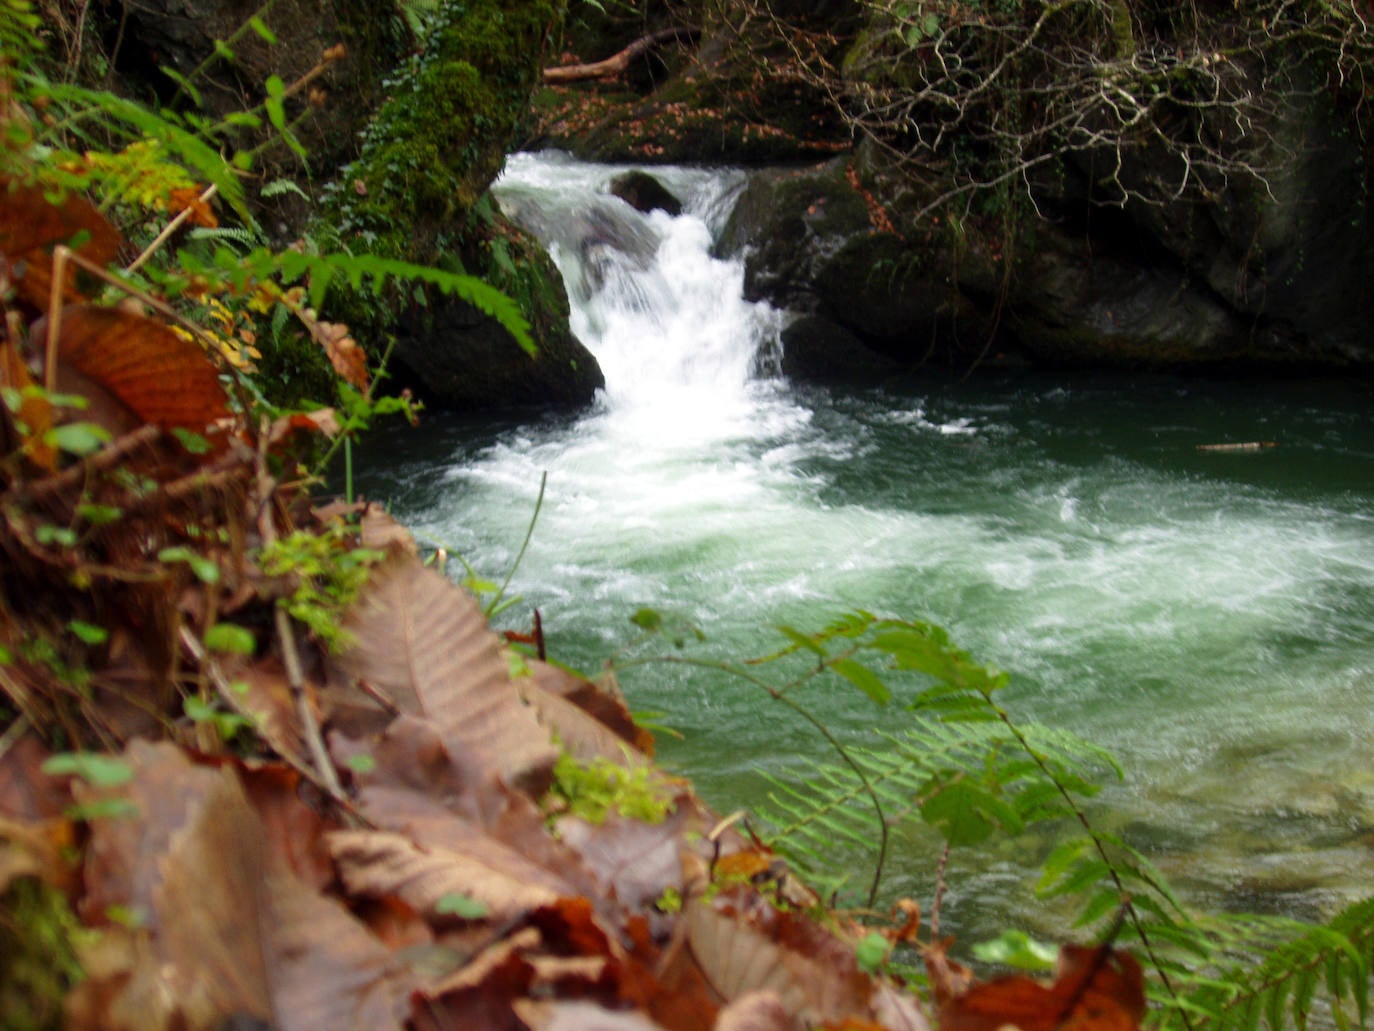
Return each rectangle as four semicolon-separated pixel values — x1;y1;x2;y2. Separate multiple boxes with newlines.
360;151;1374;938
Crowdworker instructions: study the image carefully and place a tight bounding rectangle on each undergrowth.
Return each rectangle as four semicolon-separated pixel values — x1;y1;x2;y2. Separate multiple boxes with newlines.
616;608;1374;1031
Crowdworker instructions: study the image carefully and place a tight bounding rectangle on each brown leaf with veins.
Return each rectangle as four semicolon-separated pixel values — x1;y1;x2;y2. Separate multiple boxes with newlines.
685;885;909;1030
331;551;558;793
329;826;563;925
52;304;230;437
71;741;416;1031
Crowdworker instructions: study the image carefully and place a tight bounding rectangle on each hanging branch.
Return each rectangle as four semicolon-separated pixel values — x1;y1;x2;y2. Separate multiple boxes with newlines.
542;27;701;83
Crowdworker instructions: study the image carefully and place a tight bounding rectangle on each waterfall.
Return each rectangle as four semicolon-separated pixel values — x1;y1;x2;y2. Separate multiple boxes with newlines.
493;152;787;446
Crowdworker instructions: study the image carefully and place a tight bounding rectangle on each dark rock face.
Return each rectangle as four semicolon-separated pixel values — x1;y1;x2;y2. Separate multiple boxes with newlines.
106;0;406;222
720;72;1374;378
718;158;1003;372
394;300;604;412
609;171;683;216
555;1;1374;378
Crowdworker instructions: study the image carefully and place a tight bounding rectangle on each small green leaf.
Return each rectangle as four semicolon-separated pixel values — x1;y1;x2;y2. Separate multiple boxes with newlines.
105;904;151;928
76;503;123;525
46;422;111;456
855;931;891;973
265;94;285;131
631;608;663;632
183;696;216;721
971;930;1058;972
831;657;891;705
213;38;235;61
160;65;202;107
204;622;256;656
171;428;211;454
42;752;134;787
435;894;489;920
265;73;285;98
67;798;140;821
35;524;78;547
158;546;221;584
68;620;108;645
345;754;377;775
248;15;277;43
776;624;827;656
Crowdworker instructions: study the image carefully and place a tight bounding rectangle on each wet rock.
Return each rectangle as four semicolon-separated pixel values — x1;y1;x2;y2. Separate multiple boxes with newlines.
609;170;683;216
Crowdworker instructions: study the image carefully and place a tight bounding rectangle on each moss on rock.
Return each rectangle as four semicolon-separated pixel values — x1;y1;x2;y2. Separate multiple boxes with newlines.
314;0;603;411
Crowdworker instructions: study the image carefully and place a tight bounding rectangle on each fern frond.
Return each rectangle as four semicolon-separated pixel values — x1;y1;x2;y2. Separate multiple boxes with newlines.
1143;897;1374;1031
757;719;1118;898
269;249;535;355
261;177;310;201
188;225;261;250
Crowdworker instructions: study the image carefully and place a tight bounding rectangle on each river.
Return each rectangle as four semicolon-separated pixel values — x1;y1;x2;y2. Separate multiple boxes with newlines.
352;151;1374;945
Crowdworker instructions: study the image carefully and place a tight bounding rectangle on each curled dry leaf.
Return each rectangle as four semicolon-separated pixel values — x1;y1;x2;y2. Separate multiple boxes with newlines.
165;186;218;229
0;178;122;311
267;408;341;447
930;943;1145;1031
312;318;369;391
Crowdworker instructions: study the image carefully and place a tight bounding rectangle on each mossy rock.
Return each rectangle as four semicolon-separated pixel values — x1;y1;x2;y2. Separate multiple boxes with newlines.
313;0;603;410
389;212;604;410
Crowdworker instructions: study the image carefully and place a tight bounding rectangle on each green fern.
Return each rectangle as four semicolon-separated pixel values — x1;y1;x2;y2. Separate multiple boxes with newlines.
30;78;255;225
757;720;1119;900
263;248;535;355
1132;898;1374;1031
737;609;1374;1031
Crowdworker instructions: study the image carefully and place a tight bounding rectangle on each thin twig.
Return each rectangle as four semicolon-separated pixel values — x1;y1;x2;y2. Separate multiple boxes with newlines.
125;183;219;275
253;417;346;804
45;245;70;392
179;624;364;822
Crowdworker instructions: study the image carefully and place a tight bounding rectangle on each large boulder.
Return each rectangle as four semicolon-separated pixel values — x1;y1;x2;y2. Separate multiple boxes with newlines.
319;0;604;411
718;155;1004;372
720;65;1374;380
